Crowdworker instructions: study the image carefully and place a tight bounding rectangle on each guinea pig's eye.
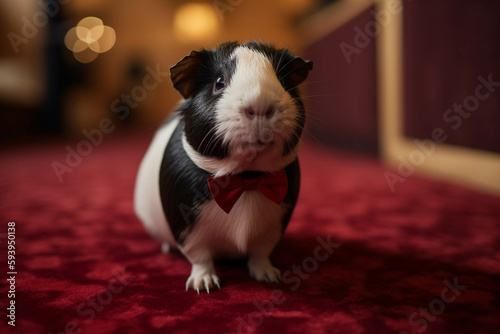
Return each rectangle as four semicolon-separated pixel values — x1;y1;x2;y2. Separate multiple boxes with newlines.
214;75;225;92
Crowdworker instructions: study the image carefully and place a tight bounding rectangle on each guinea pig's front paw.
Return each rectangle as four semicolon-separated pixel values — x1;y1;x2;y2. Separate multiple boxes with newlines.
248;257;281;284
186;263;221;294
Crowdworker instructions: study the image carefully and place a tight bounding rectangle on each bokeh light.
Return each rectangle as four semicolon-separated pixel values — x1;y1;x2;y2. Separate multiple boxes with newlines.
173;3;219;43
64;16;116;63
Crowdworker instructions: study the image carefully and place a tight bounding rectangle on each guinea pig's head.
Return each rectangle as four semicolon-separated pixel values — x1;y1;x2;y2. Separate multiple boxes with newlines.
171;41;313;176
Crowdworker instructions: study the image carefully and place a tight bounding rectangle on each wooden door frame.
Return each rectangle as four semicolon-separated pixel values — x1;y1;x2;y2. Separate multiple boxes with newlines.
377;0;500;195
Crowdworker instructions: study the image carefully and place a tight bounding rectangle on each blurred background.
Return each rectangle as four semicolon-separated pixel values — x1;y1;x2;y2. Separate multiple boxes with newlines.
0;0;499;194
0;0;328;138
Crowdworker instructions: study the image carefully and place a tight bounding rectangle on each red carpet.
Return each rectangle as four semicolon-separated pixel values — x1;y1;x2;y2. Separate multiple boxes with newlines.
1;131;499;334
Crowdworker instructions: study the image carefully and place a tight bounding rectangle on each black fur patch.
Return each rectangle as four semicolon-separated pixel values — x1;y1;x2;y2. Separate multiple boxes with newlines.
159;120;212;244
181;42;239;159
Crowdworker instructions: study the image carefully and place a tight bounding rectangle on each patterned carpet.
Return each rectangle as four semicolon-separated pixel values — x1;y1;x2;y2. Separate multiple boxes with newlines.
1;131;499;334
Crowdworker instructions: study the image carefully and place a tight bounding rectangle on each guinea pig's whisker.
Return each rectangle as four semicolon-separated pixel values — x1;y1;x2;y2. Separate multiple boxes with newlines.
297;94;345;99
289;129;302;144
285;80;328;93
276;56;298;77
300;115;338;140
275;49;286;75
197;128;214;152
203;132;221;157
300;128;323;146
197;127;218;156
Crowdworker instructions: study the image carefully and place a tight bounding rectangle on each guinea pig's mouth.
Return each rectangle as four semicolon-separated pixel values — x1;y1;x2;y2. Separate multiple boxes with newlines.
241;140;274;151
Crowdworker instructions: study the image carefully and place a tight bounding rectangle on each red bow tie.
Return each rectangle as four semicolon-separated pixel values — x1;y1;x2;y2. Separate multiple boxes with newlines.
207;170;288;214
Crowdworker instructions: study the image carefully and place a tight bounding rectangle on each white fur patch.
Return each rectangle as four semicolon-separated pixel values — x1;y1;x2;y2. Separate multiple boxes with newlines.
182;45;301;176
179;191;285;264
134;116;180;247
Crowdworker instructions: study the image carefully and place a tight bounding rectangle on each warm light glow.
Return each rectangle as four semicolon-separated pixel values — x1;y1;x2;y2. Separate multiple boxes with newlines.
72;39;88;53
64;16;116;63
76;16;103;43
173;3;219;43
73;48;99;64
279;0;318;13
64;27;79;50
93;26;116;53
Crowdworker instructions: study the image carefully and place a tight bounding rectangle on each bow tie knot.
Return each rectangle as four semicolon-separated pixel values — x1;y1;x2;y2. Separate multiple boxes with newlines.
207;170;288;214
243;177;260;191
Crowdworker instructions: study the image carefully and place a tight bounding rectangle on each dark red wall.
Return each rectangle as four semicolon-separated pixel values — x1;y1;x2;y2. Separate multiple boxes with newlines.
304;8;379;154
403;0;500;153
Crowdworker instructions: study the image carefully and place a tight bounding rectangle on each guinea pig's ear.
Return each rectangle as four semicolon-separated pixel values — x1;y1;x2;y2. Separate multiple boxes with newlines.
170;51;202;99
283;57;313;88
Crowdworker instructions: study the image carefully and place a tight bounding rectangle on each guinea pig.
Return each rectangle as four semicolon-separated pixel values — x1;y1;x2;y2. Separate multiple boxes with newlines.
134;41;313;293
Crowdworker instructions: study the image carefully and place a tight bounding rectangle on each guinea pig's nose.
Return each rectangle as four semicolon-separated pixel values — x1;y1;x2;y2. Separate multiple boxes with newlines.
243;106;275;120
264;106;275;119
244;107;256;120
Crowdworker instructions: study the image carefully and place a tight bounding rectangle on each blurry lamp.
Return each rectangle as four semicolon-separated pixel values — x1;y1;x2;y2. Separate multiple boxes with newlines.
174;3;219;43
64;16;116;64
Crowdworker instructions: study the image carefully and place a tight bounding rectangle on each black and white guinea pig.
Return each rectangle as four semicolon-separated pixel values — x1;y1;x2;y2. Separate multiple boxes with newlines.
134;41;313;293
